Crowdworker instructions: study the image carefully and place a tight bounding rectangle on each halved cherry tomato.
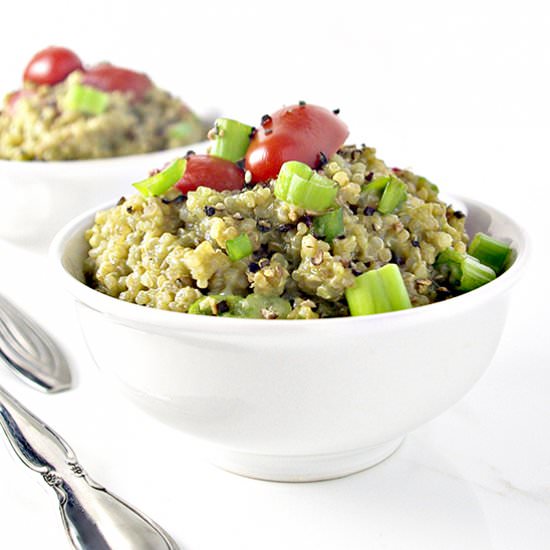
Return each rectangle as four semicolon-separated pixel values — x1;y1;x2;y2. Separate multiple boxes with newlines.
245;103;349;182
82;64;152;101
4;89;33;114
23;47;83;85
175;155;245;194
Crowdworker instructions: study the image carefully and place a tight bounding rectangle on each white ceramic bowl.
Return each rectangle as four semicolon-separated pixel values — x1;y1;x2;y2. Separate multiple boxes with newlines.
51;195;528;482
0;142;207;247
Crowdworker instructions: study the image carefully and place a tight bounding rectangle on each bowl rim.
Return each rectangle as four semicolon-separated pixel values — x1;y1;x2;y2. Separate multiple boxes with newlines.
0;141;209;172
50;193;530;332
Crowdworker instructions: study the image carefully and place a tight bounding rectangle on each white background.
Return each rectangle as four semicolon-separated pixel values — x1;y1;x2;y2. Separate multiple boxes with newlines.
1;1;550;549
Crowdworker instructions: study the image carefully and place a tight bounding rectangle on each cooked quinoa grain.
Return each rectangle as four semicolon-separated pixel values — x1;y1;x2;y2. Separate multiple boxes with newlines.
84;145;469;318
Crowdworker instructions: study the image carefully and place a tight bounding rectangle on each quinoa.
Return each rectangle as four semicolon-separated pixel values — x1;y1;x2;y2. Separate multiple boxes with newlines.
84;145;469;318
0;71;205;161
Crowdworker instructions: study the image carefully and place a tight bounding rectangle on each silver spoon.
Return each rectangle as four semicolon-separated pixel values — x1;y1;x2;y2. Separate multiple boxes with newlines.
0;384;179;549
0;293;71;393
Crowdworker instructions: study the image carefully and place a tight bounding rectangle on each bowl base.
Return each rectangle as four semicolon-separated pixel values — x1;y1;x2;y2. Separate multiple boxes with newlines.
207;437;405;482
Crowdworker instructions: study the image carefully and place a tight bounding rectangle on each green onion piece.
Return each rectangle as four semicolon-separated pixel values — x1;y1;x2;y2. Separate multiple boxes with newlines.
345;264;412;316
209;118;254;162
377;176;408;214
274;161;338;211
468;232;511;274
436;248;496;291
363;175;391;194
226;233;253;261
65;83;109;115
132;158;186;197
168;121;194;139
188;295;243;316
233;295;292;319
460;256;497;291
313;208;344;242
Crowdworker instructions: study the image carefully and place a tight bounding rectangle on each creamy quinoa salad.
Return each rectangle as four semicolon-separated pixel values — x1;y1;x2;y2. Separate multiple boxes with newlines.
0;46;204;160
84;103;513;319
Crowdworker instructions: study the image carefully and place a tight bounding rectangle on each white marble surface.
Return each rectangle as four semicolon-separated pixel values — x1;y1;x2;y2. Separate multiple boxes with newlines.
0;125;548;550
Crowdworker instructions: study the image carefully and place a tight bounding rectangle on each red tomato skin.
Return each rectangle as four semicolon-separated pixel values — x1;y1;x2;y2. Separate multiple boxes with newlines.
82;64;153;101
23;47;83;86
175;155;245;194
5;90;33;114
245;104;349;182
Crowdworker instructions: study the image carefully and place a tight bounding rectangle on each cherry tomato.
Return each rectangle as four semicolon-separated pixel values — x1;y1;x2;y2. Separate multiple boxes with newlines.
245;103;349;182
175;155;245;194
4;89;33;114
82;64;152;101
23;47;83;85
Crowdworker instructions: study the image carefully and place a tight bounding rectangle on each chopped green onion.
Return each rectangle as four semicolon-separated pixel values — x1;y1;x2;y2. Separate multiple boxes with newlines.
468;232;511;274
65;83;109;115
274;161;338;211
362;174;408;214
363;175;391;194
345;264;412;316
378;176;408;214
168;121;195;139
188;295;242;316
233;295;292;319
436;248;496;291
226;233;253;261
209;118;254;162
132;158;186;197
313;208;344;242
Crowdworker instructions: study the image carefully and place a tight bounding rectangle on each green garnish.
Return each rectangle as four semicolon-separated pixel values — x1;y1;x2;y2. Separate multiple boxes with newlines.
188;295;242;316
188;294;291;319
364;174;407;214
363;175;391;194
313;208;344;242
132;158;186;197
233;295;292;319
209;117;254;162
378;176;408;214
436;248;497;291
274;161;338;211
65;83;109;115
467;233;511;274
345;263;412;316
226;233;253;261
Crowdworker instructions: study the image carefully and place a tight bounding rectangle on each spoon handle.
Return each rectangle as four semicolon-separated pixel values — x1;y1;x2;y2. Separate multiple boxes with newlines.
0;294;71;393
0;385;178;549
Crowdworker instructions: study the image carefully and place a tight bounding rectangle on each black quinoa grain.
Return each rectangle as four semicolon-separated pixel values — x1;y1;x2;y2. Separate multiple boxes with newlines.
300;215;313;228
299;100;306;106
363;206;376;216
261;114;272;126
257;220;272;232
411;239;420;247
217;301;230;315
349;204;358;214
316;151;328;169
204;206;216;216
248;262;260;273
248;126;257;138
333;108;340;115
365;172;374;182
185;150;196;158
454;210;465;219
278;224;292;233
162;194;187;205
126;206;134;213
116;196;126;206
